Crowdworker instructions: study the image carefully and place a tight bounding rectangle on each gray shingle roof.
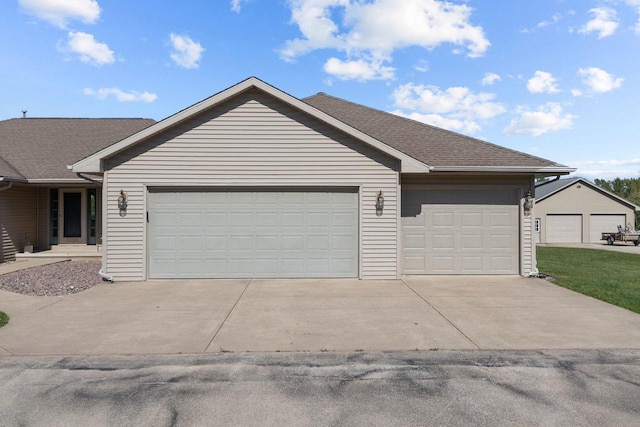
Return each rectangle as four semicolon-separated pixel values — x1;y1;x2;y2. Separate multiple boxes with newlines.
303;92;568;169
0;118;155;180
0;155;24;180
535;177;582;199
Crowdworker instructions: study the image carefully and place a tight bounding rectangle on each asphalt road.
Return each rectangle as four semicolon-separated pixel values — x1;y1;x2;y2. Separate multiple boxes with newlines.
1;350;639;426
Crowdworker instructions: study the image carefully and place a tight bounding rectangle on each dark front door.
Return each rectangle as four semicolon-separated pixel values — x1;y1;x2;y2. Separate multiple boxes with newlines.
60;190;85;244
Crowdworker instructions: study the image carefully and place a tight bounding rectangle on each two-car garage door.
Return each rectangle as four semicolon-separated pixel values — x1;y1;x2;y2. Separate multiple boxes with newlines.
148;188;358;279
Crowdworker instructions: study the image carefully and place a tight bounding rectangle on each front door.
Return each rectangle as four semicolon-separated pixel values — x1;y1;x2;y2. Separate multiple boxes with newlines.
60;189;86;244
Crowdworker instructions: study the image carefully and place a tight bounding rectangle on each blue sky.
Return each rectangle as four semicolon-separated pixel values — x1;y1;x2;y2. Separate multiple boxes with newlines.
1;0;639;180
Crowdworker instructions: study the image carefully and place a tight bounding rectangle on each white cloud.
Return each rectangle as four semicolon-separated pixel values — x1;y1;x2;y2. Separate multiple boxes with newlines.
83;88;157;103
392;110;481;134
19;0;100;28
578;7;619;39
62;31;114;66
527;71;559;94
280;0;489;80
504;103;576;136
323;57;394;81
537;13;562;29
481;72;501;86
624;2;640;34
392;83;505;134
578;67;623;93
231;0;249;12
571;88;583;97
568;158;640;180
414;60;429;73
169;33;205;69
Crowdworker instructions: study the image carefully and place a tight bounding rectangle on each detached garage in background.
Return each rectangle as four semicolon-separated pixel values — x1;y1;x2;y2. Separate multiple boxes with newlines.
535;177;638;244
72;77;573;281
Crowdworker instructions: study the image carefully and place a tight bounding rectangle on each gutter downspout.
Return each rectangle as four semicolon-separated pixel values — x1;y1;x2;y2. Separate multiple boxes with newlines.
0;178;13;192
74;172;103;185
72;170;112;281
99;269;114;282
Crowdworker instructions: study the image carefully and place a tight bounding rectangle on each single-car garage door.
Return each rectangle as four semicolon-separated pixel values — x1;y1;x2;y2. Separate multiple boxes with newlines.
148;188;358;278
589;214;626;243
401;188;519;275
546;215;582;243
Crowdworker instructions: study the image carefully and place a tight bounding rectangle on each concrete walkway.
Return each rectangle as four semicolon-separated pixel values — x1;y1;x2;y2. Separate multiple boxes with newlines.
0;258;69;275
1;276;640;356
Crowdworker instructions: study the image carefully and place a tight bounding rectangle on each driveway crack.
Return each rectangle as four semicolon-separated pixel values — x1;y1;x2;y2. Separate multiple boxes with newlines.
400;278;480;350
203;279;252;352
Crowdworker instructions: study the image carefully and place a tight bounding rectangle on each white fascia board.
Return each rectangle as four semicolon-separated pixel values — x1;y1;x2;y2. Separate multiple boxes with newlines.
27;178;95;184
71;77;430;174
430;166;576;174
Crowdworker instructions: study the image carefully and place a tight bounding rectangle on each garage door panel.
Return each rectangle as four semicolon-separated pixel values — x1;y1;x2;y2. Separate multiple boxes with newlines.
546;215;582;243
148;188;358;278
462;256;483;272
462;212;483;227
462;234;483;249
402;189;519;275
589;214;626;243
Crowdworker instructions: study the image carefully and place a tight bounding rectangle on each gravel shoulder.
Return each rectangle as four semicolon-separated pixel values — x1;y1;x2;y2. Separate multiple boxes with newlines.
0;259;103;296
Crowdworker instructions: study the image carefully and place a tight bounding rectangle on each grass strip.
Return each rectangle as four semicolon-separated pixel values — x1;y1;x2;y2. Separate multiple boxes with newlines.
537;246;640;314
0;311;8;327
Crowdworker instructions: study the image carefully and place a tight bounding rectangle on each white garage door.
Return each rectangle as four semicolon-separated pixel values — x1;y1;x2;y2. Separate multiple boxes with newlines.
148;188;358;279
589;214;626;243
546;215;582;243
402;188;519;275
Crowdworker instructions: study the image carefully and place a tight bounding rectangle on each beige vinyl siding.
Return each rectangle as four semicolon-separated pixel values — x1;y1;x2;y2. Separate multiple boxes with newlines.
104;89;400;281
0;184;37;262
535;181;635;244
521;212;534;276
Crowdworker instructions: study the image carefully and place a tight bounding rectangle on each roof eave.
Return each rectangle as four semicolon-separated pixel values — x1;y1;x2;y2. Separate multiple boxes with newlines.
72;77;431;174
426;166;576;174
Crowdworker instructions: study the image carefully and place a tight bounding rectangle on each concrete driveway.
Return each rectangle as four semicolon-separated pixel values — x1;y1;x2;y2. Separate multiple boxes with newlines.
2;276;640;355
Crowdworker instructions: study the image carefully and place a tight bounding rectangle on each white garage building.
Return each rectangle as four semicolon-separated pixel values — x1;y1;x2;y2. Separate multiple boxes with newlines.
534;178;638;244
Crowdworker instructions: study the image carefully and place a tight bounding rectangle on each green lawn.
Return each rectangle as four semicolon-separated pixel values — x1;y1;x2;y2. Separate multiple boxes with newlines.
0;311;8;328
537;246;640;314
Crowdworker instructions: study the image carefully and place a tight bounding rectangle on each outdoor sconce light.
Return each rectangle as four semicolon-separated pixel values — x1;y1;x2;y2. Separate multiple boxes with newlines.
375;190;384;216
118;190;128;217
523;191;533;216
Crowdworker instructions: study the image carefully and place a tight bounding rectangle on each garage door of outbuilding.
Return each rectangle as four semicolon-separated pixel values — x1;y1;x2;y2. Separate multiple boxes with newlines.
147;188;358;279
589;214;626;243
546;214;582;243
401;188;519;275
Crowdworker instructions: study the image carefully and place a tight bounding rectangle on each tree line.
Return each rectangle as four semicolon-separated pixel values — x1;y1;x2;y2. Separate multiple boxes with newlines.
594;178;640;227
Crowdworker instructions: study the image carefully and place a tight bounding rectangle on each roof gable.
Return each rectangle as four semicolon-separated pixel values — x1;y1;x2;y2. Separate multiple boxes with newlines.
536;177;639;210
73;77;430;174
0;118;155;181
303;93;573;173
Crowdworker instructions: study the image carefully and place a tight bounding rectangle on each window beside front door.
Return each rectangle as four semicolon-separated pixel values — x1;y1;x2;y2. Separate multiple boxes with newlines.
50;189;59;245
87;188;97;245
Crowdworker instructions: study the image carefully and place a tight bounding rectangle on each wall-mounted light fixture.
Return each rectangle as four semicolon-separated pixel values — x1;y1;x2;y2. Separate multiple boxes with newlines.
523;190;533;216
375;190;384;216
118;190;128;217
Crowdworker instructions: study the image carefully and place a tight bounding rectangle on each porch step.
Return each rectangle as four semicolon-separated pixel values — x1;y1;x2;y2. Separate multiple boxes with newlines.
17;245;101;259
